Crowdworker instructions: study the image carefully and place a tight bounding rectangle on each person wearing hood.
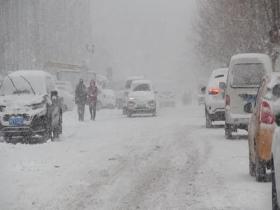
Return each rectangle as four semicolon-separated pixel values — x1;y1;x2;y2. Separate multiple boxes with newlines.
75;79;87;121
87;79;98;120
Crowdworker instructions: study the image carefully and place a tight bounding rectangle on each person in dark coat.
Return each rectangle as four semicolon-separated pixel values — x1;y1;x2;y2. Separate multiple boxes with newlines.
75;79;87;121
87;79;98;120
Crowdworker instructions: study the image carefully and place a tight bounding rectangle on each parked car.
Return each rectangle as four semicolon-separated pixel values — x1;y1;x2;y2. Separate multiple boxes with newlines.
126;80;157;117
271;93;280;209
0;70;63;142
204;68;228;128
97;88;116;110
122;76;144;114
225;53;273;139
247;73;280;182
55;80;75;112
158;90;176;107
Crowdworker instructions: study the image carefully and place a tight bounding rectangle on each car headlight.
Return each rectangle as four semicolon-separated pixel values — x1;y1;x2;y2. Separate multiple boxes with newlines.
129;97;135;101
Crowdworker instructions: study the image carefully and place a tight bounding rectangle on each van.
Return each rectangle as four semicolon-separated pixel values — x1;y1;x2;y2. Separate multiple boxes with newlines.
224;53;273;139
205;68;228;128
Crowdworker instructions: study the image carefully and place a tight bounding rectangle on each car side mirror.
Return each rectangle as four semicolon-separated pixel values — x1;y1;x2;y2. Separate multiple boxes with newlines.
219;82;226;90
244;102;253;114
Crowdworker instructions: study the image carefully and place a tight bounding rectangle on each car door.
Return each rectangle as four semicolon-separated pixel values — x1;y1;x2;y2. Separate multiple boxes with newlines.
249;79;266;162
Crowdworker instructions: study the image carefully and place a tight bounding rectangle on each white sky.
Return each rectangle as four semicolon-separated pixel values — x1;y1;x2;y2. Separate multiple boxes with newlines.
91;0;197;89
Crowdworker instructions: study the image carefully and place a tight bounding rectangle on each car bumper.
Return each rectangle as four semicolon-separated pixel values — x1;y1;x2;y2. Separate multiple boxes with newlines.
226;112;250;126
128;107;156;114
2;126;47;137
208;111;225;121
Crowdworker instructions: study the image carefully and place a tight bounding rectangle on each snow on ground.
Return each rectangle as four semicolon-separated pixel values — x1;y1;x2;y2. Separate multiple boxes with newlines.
0;105;271;210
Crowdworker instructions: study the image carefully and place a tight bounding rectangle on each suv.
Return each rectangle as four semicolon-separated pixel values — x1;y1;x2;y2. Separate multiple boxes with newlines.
225;53;272;138
204;68;228;128
0;70;62;143
247;73;280;181
126;80;157;117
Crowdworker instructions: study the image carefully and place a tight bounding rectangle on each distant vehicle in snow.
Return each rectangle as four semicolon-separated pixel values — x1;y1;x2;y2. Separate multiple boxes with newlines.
158;90;176;107
247;72;280;182
225;53;272;139
204;68;228;128
0;70;63;143
97;88;116;110
55;80;75;112
126;80;157;117
122;76;144;114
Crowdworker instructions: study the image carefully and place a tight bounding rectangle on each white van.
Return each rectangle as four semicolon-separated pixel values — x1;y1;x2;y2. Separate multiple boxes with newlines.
225;53;273;138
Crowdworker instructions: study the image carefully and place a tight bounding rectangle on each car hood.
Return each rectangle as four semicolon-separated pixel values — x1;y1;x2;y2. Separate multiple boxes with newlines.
0;94;45;113
129;91;155;101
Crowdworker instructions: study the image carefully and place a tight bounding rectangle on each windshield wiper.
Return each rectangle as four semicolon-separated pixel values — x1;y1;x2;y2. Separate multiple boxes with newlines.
7;75;19;94
19;75;36;95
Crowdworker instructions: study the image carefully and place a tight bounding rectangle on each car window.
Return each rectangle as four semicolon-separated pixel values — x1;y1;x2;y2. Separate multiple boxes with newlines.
133;84;151;91
230;63;265;87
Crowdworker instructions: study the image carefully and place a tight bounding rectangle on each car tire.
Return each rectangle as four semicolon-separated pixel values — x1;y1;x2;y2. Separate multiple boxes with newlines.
256;157;266;182
272;158;280;210
225;123;232;139
205;109;212;128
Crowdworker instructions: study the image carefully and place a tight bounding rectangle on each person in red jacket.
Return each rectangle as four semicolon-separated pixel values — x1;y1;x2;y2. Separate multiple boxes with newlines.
87;80;98;120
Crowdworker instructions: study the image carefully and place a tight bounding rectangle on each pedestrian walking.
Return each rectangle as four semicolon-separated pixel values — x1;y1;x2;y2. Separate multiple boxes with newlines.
75;79;87;121
87;79;98;120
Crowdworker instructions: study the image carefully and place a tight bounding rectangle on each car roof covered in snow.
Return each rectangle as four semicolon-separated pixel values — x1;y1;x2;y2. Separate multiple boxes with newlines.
230;53;272;74
8;70;53;78
131;79;152;85
212;68;228;76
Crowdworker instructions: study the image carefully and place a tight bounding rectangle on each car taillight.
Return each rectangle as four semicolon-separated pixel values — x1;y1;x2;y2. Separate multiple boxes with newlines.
260;100;275;124
208;88;220;95
225;95;230;106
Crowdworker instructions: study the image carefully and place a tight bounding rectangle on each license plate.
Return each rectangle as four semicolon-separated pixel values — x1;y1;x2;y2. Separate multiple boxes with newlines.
9;116;24;126
137;104;146;108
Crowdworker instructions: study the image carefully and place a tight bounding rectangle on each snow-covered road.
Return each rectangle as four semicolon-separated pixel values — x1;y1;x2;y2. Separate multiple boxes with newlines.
0;105;271;210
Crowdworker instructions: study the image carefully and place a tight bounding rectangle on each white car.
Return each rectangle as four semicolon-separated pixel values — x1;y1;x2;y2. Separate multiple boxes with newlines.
97;88;116;110
0;70;63;142
55;81;75;112
225;53;272;138
204;68;228;128
126;80;157;117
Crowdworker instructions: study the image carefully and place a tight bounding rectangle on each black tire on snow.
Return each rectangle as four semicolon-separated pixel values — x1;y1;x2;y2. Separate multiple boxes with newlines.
272;158;280;210
205;109;212;128
256;157;266;182
225;123;232;139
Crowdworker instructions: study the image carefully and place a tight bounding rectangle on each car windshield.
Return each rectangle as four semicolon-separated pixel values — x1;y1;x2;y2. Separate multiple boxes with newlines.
0;75;45;95
231;63;265;87
133;83;151;92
